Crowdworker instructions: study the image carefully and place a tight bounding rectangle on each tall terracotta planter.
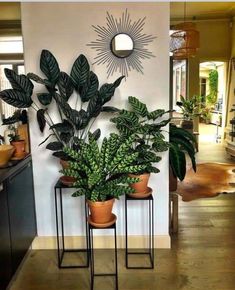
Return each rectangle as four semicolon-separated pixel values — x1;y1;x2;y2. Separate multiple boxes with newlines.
129;173;150;193
87;198;115;224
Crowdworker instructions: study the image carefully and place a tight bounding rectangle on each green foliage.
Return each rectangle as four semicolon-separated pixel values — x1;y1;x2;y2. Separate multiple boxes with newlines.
169;123;196;181
206;70;218;106
0;50;124;159
8;126;21;142
176;95;202;120
111;96;170;174
62;133;144;202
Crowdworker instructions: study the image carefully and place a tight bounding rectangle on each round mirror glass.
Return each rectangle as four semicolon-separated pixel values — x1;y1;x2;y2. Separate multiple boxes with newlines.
111;33;134;58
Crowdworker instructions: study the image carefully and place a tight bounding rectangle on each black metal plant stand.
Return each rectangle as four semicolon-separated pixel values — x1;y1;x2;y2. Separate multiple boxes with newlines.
88;220;118;290
125;193;154;269
54;179;89;268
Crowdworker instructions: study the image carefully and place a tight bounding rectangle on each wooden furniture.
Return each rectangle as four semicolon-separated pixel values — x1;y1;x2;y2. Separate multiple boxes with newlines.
0;156;37;290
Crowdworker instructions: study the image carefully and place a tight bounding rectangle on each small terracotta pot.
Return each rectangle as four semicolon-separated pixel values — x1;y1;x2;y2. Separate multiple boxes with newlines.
169;167;178;192
129;173;150;193
60;159;69;169
11;140;25;158
87;198;115;224
60;159;76;186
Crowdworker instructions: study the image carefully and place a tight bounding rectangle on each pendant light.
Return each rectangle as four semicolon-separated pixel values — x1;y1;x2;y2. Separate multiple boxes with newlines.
170;3;200;59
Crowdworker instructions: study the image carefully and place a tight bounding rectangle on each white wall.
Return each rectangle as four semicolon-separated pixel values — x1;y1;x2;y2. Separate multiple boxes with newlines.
21;2;170;247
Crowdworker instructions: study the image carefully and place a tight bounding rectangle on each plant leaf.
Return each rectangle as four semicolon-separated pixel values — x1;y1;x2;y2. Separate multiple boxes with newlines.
40;49;60;84
0;89;33;108
37;109;46;132
101;106;120;113
99;75;124;105
50;120;74;133
128;96;148;117
46;141;63;151
70;54;90;90
91;128;101;141
37;93;52;106
27;72;52;86
80;71;99;102
38;133;55;146
57;71;74;101
4;68;34;97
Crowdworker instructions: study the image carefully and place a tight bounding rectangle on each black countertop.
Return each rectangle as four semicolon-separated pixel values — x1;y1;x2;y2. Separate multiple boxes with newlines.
0;155;32;183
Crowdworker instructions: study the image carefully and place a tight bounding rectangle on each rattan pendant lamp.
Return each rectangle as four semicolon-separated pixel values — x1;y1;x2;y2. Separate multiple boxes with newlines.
170;3;200;59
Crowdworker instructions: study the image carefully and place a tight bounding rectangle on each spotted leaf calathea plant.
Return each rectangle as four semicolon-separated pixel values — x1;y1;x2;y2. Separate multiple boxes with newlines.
0;50;124;160
62;133;146;202
110;96;171;174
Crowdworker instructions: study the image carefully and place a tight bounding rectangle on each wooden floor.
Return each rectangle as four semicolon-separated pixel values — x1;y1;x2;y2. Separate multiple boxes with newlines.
8;193;235;290
9;138;235;290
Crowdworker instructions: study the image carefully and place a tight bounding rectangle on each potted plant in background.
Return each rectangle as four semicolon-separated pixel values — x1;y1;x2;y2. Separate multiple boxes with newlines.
169;123;197;191
8;126;26;159
110;96;171;196
62;133;145;226
176;95;202;131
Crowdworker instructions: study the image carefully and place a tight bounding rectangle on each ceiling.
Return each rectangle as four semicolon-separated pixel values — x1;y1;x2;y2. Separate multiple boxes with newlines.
170;2;235;21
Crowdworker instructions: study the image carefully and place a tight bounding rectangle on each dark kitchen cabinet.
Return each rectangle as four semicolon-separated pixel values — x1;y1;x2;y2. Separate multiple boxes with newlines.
0;182;12;290
0;157;37;290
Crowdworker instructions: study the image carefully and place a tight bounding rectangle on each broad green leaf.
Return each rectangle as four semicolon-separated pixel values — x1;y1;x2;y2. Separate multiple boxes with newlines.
70;54;90;90
40;50;60;84
128;96;148;117
4;68;34;97
37;109;46;132
0;89;33;108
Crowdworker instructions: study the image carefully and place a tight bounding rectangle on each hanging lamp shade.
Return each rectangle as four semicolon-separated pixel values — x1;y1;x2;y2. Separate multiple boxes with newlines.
170;22;200;59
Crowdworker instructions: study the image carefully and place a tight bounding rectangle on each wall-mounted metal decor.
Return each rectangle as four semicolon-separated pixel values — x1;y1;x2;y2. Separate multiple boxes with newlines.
87;9;156;78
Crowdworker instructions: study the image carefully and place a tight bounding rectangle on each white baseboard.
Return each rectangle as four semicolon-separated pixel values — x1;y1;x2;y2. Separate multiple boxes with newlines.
32;235;171;249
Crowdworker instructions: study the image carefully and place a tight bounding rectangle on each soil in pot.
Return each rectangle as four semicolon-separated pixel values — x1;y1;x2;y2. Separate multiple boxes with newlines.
87;198;115;225
129;173;150;193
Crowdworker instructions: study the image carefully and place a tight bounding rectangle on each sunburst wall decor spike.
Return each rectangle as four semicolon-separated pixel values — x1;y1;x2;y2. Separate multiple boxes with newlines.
87;9;156;78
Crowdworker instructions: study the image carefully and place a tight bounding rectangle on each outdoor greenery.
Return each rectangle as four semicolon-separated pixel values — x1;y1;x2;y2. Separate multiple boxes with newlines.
0;50;124;160
62;133;145;202
207;69;218;106
110;96;170;174
169;123;196;181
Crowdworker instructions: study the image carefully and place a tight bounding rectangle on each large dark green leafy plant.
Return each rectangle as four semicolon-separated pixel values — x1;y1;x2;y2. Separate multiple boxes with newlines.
110;96;171;174
62;133;146;202
0;50;124;159
169;123;196;181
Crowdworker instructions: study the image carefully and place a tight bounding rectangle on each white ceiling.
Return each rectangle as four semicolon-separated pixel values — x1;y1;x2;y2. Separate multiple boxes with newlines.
171;2;235;21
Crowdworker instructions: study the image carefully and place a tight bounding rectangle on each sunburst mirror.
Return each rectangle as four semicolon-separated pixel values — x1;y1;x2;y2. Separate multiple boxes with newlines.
87;9;156;78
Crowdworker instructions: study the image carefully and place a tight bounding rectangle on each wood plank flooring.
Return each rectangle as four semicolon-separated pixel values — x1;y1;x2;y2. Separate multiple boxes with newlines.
8;140;235;290
8;193;235;290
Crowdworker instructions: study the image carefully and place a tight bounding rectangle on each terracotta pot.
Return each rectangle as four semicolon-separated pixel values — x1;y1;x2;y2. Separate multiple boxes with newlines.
87;198;115;224
60;159;76;186
60;159;69;169
129;173;150;193
11;140;25;158
169;167;178;192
